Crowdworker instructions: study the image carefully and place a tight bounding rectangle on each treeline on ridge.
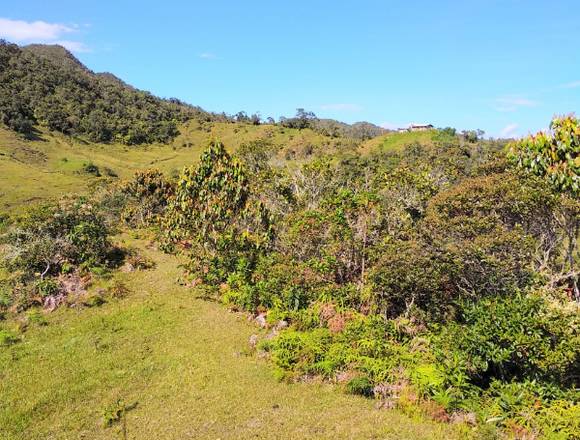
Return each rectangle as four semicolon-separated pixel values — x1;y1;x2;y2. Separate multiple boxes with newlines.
0;41;391;145
0;40;211;144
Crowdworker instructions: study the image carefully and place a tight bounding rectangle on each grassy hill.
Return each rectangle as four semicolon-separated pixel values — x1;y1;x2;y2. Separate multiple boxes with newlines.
0;120;355;212
358;129;438;154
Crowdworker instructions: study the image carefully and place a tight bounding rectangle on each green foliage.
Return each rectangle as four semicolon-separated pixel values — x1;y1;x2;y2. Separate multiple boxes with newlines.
1;198;112;289
436;294;579;386
117;169;174;226
0;197;116;313
0;329;19;346
279;108;318;130
509;115;579;195
346;376;374;397
162;140;272;282
103;399;128;428
34;278;59;297
25;308;48;326
82;162;101;177
0;41;210;144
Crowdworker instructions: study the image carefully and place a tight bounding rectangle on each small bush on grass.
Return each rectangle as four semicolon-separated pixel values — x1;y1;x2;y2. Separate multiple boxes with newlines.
108;280;130;299
0;329;19;346
0;197;114;312
345;376;374;397
125;250;156;271
82;162;101;177
1;198;111;278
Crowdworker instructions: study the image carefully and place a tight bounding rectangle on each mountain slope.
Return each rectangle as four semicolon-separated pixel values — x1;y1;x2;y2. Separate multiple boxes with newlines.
0;41;210;145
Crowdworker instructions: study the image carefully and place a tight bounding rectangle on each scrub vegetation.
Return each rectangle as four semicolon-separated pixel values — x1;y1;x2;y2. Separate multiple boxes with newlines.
0;42;578;439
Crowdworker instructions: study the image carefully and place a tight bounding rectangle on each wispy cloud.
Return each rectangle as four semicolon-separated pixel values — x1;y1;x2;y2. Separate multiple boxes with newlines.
493;96;538;112
319;103;362;112
52;40;90;53
199;52;218;60
561;80;580;89
0;17;89;53
499;123;519;138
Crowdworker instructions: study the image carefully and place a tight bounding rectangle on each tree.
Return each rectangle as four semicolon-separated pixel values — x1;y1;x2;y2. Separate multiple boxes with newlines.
461;129;484;143
280;108;318;130
509;115;580;300
0;95;35;136
162;140;272;281
508;115;579;195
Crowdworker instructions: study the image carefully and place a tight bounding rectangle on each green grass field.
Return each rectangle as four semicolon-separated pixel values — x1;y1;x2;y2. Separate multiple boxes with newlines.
0;236;466;439
0;122;349;213
358;129;436;155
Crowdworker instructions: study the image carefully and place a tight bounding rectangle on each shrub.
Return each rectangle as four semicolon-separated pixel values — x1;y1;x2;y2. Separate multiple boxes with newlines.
125;250;156;271
0;329;19;346
369;238;455;318
118;169;174;226
346;376;374;397
1;198;111;278
34;278;60;297
162;140;272;283
508;114;579;195
82;162;101;177
436;294;579;386
108;280;130;299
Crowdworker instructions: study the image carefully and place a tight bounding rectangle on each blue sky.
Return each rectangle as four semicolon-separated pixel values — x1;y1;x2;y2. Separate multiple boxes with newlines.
1;0;579;137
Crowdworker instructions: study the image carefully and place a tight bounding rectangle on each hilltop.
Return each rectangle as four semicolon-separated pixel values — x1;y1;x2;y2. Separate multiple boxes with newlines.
0;41;211;144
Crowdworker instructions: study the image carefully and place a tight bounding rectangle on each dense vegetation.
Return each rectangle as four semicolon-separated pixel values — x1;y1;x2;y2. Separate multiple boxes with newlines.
0;41;210;144
155;116;577;438
0;42;578;439
0;41;387;147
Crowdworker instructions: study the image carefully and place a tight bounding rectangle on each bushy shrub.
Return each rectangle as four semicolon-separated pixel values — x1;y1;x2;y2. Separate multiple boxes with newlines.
508;114;579;195
0;329;19;346
1;198;111;278
345;376;374;397
436;294;579;386
118;169;174;226
224;253;328;312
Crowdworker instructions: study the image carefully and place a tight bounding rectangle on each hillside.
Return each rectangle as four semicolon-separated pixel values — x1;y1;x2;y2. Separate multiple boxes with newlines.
0;41;389;149
0;41;210;145
0;40;578;440
0;117;365;212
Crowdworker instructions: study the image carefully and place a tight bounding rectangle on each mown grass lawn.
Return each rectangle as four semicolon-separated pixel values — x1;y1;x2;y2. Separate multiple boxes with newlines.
0;238;467;440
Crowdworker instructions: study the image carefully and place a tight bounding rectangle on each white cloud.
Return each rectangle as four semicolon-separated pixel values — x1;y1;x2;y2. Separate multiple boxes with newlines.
499;123;519;138
199;52;218;59
494;96;538;112
0;18;73;40
0;17;89;53
319;103;362;112
561;80;580;89
53;40;91;53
